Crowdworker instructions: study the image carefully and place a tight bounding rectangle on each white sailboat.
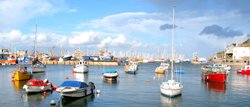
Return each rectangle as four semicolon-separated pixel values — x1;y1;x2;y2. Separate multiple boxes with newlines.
160;7;183;97
31;24;46;73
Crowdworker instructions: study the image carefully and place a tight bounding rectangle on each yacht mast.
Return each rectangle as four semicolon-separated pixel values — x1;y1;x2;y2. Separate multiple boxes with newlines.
171;6;175;80
34;24;37;58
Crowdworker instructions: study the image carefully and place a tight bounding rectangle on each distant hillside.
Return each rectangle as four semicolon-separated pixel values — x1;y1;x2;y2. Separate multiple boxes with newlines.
240;38;250;47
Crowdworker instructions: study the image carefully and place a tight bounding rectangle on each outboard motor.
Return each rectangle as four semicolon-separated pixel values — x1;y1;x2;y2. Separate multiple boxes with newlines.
89;82;95;89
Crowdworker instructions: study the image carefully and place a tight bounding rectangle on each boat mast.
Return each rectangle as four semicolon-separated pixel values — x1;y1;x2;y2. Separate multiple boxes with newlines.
171;6;175;80
34;24;37;58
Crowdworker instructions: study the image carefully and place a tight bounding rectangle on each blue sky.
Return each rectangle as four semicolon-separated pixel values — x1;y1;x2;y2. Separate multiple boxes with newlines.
0;0;249;58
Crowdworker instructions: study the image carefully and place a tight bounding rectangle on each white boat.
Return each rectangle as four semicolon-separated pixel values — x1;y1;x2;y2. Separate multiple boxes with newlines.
102;70;119;80
56;81;95;98
160;7;183;97
73;60;88;73
23;79;54;93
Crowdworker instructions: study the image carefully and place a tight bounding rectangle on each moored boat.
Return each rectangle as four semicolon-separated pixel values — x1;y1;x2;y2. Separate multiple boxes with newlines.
73;60;88;73
31;58;46;73
23;79;54;93
12;65;32;81
124;61;138;74
102;70;119;80
56;81;95;98
63;55;73;61
174;69;184;74
201;67;227;83
160;80;183;97
237;65;250;74
155;63;169;74
160;7;183;97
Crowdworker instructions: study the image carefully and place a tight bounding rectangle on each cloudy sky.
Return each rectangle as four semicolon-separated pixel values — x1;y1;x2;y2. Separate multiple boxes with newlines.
0;0;249;58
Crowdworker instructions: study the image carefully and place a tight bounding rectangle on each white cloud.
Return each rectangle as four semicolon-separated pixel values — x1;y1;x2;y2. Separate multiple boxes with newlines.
0;0;60;31
67;8;77;13
68;31;102;45
77;12;167;36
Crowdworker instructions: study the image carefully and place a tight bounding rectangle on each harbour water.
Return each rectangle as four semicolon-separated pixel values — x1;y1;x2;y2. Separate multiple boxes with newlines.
0;62;250;107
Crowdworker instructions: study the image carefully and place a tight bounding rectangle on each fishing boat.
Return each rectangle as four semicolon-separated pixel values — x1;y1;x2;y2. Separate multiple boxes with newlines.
160;7;183;97
201;66;227;83
72;60;88;73
102;70;119;80
237;65;250;74
7;56;17;65
23;79;55;93
12;65;32;81
124;61;138;74
31;25;46;73
56;81;95;98
155;63;169;74
63;55;73;61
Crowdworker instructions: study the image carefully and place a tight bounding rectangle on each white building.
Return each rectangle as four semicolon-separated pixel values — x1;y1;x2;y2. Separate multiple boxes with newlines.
233;47;250;60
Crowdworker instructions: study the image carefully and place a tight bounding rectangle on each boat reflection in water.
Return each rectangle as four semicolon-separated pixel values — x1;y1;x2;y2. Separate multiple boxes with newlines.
160;94;182;107
72;72;89;82
21;92;52;106
154;74;164;82
59;94;95;107
12;80;28;92
103;78;119;85
203;81;226;93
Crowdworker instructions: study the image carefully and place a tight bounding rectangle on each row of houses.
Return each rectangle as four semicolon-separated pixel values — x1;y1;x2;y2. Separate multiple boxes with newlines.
212;39;250;64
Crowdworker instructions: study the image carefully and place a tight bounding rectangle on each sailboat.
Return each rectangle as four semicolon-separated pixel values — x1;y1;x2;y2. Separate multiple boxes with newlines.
160;7;183;97
31;24;46;73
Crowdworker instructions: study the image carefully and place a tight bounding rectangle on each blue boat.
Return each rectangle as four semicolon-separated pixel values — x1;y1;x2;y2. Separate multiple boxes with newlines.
174;69;184;74
56;81;95;98
124;61;138;74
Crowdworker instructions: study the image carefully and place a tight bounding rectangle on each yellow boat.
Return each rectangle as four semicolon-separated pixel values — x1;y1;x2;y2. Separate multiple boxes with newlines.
155;68;166;74
155;63;169;74
12;65;32;81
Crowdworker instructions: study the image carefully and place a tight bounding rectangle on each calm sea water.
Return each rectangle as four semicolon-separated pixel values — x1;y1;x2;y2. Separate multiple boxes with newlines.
0;62;249;107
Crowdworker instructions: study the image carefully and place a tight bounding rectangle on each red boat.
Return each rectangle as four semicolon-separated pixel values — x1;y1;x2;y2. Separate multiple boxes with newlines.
23;79;56;93
201;67;227;83
202;72;227;83
237;65;250;75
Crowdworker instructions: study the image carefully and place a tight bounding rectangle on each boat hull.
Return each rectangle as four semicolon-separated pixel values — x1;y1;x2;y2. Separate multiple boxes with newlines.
73;65;88;73
155;69;166;74
23;85;52;93
125;70;136;74
31;67;46;73
57;86;94;98
12;71;32;81
237;69;250;75
31;63;46;73
202;73;227;83
160;88;182;97
160;80;183;97
60;89;93;98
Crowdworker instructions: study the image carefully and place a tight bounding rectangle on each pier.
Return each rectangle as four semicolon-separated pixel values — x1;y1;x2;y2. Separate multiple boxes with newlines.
42;60;120;66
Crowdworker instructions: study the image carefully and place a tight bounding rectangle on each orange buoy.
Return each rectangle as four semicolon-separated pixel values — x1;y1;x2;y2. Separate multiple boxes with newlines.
66;77;69;80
